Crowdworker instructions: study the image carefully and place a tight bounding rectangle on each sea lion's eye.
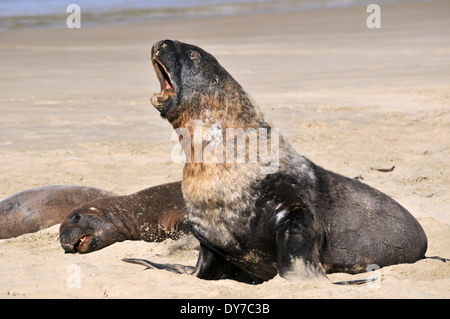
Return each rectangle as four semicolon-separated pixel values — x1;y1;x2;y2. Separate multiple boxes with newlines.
188;50;201;63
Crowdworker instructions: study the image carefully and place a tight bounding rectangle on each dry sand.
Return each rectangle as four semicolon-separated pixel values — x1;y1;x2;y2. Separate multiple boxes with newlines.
0;1;449;298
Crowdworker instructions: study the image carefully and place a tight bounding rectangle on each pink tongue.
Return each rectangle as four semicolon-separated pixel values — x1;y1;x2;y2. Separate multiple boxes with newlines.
165;80;172;90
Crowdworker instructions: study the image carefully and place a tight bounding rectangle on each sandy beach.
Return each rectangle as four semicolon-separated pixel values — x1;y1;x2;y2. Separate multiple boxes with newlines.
0;1;449;299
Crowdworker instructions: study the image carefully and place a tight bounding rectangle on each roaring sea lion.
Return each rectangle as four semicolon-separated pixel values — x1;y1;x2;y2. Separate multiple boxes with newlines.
60;181;188;254
0;185;114;239
123;40;428;283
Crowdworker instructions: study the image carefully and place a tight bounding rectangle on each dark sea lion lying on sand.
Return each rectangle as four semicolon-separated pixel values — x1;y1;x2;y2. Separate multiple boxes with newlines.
60;181;188;253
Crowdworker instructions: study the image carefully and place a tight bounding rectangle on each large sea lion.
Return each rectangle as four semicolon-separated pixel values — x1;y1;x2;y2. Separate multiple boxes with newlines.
123;40;428;283
60;181;188;254
0;185;114;239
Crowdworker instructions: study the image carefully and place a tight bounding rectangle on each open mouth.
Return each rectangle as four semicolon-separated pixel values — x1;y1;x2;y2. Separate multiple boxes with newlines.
151;58;176;107
73;234;93;253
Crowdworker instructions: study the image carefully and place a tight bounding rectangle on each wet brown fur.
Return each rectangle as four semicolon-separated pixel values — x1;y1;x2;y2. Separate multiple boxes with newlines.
59;181;188;253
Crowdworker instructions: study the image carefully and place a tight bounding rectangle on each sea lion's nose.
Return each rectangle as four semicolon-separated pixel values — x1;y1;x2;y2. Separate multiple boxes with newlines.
153;40;166;58
153;39;171;53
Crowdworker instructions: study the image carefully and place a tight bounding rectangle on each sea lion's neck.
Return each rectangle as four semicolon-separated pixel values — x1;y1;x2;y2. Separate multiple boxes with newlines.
168;80;266;129
172;84;282;207
103;200;144;241
111;191;187;242
171;81;273;161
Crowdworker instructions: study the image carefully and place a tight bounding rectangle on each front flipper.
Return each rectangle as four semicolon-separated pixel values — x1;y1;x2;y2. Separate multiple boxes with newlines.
122;258;195;274
123;244;263;284
122;244;227;279
276;209;328;281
